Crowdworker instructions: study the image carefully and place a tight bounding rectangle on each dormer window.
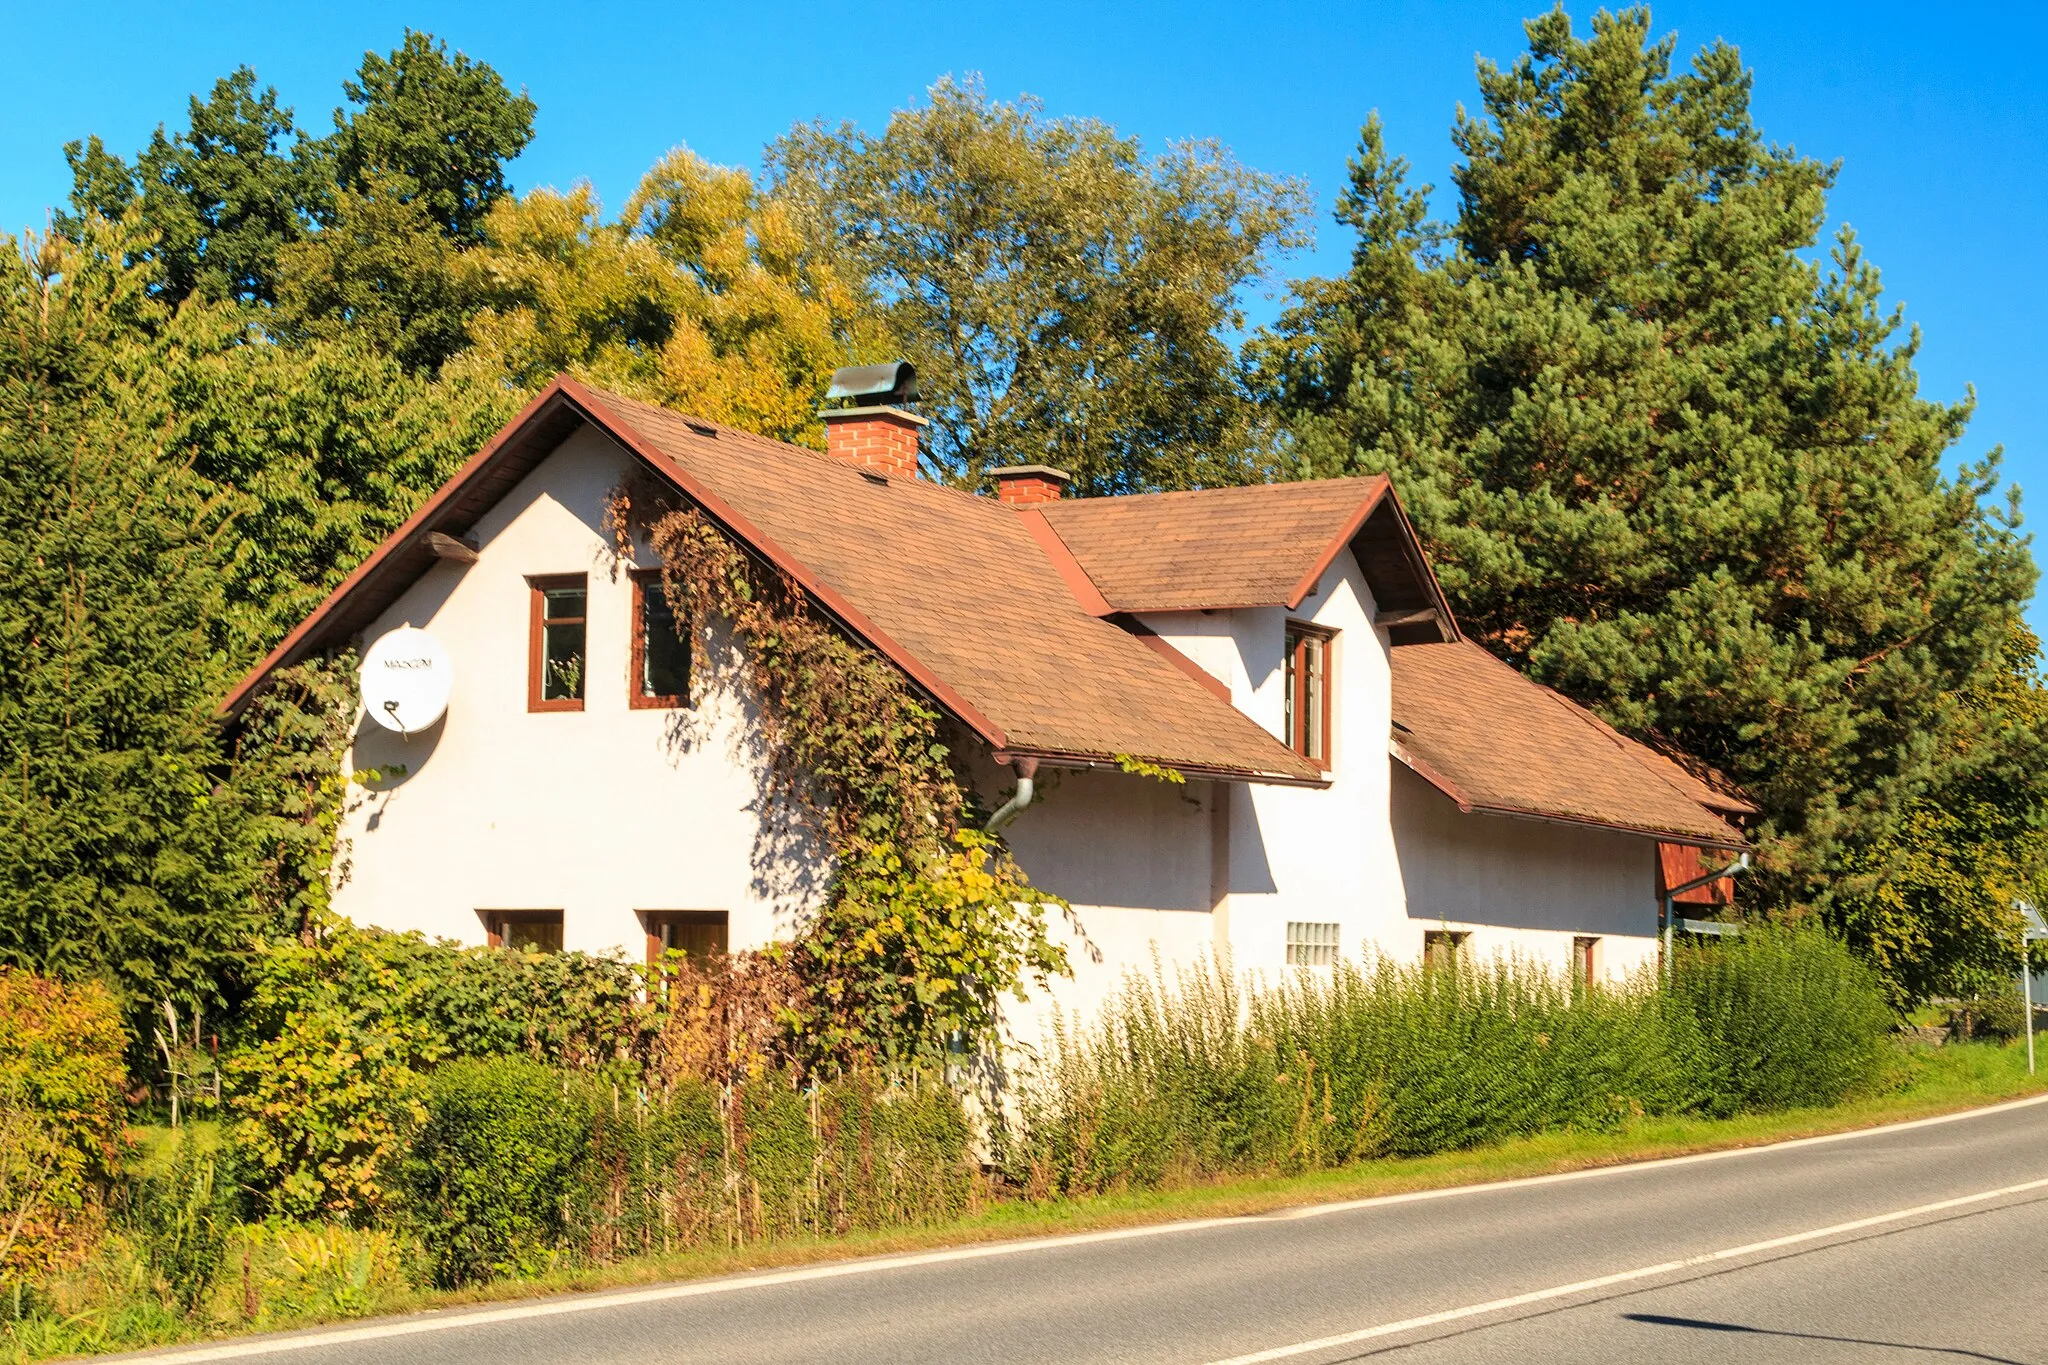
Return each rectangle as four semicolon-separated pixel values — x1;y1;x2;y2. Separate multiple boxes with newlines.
1284;621;1334;767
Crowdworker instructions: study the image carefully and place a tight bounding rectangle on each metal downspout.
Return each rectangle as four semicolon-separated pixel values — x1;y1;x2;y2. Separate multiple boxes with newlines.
984;757;1040;835
1661;851;1750;982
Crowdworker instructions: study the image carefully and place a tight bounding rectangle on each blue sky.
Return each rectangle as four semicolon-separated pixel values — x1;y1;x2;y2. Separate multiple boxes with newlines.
6;1;2043;619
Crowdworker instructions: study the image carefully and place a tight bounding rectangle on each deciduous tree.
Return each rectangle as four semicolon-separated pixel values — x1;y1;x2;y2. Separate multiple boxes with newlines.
772;77;1311;493
60;68;321;306
457;147;877;445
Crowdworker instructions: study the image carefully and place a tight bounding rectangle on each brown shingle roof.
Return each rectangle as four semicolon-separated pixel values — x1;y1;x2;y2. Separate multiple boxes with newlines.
1389;640;1745;848
578;387;1320;782
1036;478;1382;609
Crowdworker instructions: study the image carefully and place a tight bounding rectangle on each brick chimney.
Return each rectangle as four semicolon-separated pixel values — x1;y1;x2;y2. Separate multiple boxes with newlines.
994;465;1072;505
820;361;925;480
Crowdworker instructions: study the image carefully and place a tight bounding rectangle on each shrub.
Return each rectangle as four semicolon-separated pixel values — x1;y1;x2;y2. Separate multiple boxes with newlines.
1019;954;1692;1194
227;921;661;1219
1019;927;1894;1196
0;970;126;1285
1670;921;1893;1113
399;1058;593;1287
567;1070;979;1264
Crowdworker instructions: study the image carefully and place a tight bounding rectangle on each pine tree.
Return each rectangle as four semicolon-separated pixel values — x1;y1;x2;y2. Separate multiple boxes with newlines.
1255;7;2035;897
0;224;256;1017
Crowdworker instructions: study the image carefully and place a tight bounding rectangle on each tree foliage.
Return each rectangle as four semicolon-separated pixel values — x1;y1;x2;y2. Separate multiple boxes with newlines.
0;225;255;1017
1255;7;2035;899
773;77;1311;493
1833;626;2048;1010
62;68;320;307
456;148;879;445
324;29;536;246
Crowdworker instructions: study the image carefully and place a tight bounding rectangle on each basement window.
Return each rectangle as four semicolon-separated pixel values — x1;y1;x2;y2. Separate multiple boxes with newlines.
529;576;587;711
630;571;690;708
1286;921;1340;968
483;910;563;954
642;910;730;964
1283;622;1335;768
1574;936;1600;987
1422;929;1469;970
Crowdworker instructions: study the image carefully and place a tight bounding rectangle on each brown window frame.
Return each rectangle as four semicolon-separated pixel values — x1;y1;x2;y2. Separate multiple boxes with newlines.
481;909;564;953
1283;620;1336;769
640;910;730;965
628;570;689;710
528;574;588;713
1573;935;1600;988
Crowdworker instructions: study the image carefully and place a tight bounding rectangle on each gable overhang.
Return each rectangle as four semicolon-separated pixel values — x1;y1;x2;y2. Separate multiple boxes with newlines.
1287;484;1460;644
1391;740;1747;851
219;377;1010;754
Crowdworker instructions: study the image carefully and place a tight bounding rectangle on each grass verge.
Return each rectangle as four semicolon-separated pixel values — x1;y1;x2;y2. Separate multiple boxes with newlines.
11;1041;2046;1361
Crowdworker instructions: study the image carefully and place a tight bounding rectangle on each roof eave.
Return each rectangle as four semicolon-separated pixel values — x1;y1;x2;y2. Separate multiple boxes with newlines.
220;377;584;718
993;746;1330;790
220;376;1013;756
1390;743;1746;850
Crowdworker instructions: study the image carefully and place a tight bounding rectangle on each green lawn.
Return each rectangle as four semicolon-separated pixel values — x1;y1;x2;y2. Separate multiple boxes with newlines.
11;1041;2046;1362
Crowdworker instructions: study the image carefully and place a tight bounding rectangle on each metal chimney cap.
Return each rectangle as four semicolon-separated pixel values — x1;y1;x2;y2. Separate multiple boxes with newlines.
826;361;919;405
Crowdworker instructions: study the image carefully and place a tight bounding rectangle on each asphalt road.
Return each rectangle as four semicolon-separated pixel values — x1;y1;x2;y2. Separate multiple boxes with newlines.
134;1095;2048;1365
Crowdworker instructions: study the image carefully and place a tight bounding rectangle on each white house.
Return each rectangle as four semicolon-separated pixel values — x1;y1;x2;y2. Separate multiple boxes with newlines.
224;366;1751;1024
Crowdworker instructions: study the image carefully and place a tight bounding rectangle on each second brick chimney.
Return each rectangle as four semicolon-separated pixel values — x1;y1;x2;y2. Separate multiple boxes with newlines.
993;465;1073;505
821;361;925;480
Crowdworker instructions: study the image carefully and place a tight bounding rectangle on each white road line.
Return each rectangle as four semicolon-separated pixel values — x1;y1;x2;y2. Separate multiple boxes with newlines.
1267;1090;2048;1220
1201;1175;2048;1365
127;1093;2048;1363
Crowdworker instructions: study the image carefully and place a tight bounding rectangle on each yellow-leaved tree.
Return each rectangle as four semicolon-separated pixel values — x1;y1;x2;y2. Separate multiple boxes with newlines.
454;147;884;446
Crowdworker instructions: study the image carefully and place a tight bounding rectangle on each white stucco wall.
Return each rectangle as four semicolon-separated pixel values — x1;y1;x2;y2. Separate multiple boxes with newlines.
333;425;819;956
1387;764;1663;980
986;757;1222;1036
1136;552;1408;973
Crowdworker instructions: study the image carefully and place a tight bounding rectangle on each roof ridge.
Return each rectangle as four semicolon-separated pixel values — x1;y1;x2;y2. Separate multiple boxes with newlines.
1044;473;1390;512
582;382;1020;524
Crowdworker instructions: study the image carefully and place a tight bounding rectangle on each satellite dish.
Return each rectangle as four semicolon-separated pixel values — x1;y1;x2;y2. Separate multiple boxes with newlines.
360;626;452;735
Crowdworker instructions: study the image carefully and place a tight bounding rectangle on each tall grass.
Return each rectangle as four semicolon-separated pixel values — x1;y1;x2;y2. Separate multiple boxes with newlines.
1017;923;1893;1196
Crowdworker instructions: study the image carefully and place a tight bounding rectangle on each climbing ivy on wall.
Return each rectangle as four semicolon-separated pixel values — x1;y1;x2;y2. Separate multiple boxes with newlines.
622;494;1077;1071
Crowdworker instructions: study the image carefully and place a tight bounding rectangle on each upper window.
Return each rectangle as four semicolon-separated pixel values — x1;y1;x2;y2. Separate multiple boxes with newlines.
1283;621;1335;767
528;576;587;711
630;570;690;709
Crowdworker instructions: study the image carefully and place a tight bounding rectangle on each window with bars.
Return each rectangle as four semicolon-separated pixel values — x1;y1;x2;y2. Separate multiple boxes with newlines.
1286;921;1340;967
630;570;690;708
528;576;587;710
1283;622;1335;767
